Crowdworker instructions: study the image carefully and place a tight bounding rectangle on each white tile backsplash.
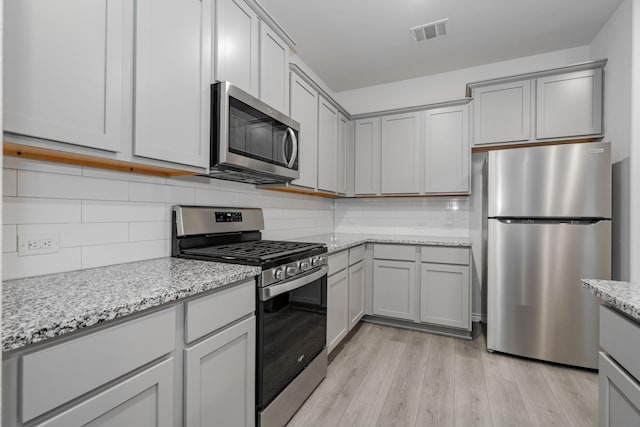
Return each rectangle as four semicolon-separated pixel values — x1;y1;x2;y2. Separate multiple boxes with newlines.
81;240;170;269
3;169;17;197
4;197;82;224
129;221;171;242
18;170;129;201
3;225;17;253
129;181;196;204
2;158;334;280
3;248;83;280
17;223;130;248
335;197;470;237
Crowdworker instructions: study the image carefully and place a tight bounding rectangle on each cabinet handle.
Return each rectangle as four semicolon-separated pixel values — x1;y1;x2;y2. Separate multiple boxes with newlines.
281;127;298;168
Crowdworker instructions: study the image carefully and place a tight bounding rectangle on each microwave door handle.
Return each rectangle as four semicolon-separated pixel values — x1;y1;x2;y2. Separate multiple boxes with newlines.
259;265;327;301
286;127;298;168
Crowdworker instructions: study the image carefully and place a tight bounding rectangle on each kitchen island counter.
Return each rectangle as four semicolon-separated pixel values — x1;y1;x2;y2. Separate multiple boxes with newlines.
2;258;260;352
582;279;640;321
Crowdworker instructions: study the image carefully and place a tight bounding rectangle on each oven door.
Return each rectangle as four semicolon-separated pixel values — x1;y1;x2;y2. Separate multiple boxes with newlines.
256;265;327;409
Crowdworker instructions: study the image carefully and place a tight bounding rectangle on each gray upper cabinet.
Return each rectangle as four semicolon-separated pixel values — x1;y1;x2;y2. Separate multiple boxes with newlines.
536;68;603;139
214;0;260;97
259;22;289;114
317;97;339;193
380;112;421;195
354;117;381;195
289;73;318;189
4;0;126;152
473;80;531;145
424;105;470;194
337;113;349;195
470;61;606;147
134;0;211;168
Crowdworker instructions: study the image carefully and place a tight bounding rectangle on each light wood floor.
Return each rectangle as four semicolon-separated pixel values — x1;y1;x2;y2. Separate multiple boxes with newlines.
288;322;598;427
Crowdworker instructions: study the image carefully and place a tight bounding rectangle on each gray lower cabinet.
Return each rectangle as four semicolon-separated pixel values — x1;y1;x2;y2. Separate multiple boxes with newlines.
599;305;640;427
327;245;366;354
37;358;174;427
185;316;255;427
370;244;472;334
373;259;416;321
348;260;365;330
2;279;256;427
327;268;349;353
420;263;470;329
599;352;640;426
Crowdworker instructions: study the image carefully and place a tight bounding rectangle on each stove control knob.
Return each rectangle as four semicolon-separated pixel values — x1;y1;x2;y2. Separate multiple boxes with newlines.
274;269;285;280
300;261;310;271
286;266;297;277
311;257;319;267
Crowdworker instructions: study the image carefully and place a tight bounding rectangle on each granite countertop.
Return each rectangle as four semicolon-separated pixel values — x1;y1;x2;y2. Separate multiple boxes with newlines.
582;279;640;321
294;233;472;253
2;258;261;352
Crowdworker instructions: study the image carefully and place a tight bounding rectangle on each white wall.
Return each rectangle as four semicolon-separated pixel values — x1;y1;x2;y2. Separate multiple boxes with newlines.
334;197;470;237
589;0;633;281
335;46;591;115
2;157;334;280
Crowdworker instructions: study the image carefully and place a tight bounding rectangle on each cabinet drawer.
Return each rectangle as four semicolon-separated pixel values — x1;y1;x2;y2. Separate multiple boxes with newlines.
21;307;176;422
349;245;366;265
421;246;469;265
600;305;640;381
185;279;255;344
374;244;415;261
329;251;348;275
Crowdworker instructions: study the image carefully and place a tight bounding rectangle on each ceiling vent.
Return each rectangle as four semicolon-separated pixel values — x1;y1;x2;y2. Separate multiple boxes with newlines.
411;18;448;43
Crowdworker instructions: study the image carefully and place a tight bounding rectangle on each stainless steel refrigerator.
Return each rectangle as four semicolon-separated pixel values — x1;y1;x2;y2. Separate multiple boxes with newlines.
487;141;611;369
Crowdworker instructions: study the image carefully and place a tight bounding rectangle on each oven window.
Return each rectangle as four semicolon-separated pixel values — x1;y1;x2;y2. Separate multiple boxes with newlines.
257;275;326;408
228;97;298;170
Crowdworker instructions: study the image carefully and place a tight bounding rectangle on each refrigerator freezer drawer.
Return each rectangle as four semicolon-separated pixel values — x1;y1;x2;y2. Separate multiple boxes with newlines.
488;141;611;218
487;219;610;369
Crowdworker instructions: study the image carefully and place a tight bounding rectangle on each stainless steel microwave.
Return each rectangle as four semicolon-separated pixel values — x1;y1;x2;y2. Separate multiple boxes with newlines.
209;81;300;184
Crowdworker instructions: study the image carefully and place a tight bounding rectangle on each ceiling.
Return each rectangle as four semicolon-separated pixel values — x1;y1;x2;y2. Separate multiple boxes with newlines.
259;0;624;93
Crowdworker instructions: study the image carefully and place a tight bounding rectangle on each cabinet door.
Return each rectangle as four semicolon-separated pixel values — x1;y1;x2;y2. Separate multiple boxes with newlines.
373;260;416;321
289;73;318;189
259;22;289;114
473;80;531;145
380;112;421;195
317;97;339;193
599;352;640;427
327;269;349;354
185;316;255;427
420;263;470;330
214;0;259;97
424;105;470;194
536;69;603;139
38;359;174;427
354;118;381;195
337;114;349;195
134;0;211;168
348;260;365;330
4;0;125;152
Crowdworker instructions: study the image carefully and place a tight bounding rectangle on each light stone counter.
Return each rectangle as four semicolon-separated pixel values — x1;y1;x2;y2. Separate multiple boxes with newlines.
294;233;472;254
2;258;260;352
582;279;640;321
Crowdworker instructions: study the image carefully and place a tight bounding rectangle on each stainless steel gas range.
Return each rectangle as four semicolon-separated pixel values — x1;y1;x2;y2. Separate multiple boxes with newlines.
172;206;328;427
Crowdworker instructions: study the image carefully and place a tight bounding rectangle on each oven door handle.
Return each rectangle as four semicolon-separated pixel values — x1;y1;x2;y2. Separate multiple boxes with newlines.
259;265;328;301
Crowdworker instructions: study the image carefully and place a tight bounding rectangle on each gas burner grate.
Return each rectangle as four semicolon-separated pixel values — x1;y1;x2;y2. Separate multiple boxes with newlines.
182;240;323;263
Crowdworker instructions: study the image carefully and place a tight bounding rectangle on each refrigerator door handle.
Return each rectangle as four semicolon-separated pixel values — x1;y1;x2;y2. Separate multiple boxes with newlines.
495;218;608;225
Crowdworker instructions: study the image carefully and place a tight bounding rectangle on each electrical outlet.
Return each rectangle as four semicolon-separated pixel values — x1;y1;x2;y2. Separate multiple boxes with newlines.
18;233;60;256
